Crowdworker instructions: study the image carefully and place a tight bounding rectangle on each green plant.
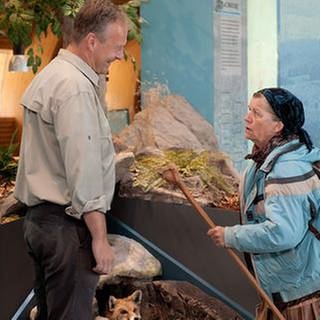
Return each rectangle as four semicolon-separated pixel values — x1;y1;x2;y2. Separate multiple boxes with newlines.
122;0;148;44
0;0;71;73
122;0;148;70
0;0;148;73
0;131;18;183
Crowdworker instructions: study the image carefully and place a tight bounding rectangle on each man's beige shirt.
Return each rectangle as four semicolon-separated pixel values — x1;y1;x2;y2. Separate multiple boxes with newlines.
14;49;115;219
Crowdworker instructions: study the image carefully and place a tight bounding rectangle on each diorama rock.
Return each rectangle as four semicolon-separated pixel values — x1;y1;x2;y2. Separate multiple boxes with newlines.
113;87;240;210
98;234;162;286
115;86;219;153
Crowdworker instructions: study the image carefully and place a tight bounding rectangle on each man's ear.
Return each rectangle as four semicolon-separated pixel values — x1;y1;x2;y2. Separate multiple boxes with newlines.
86;32;97;52
130;290;142;305
108;295;117;311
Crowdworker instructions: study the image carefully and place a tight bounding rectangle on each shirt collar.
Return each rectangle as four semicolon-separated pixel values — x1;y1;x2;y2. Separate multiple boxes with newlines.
57;49;100;87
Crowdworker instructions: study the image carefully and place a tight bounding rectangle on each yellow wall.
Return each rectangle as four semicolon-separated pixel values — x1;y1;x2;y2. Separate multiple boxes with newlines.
0;36;140;134
0;32;60;133
106;39;141;122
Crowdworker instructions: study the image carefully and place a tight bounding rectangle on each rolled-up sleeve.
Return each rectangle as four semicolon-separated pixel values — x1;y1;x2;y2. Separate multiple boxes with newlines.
54;91;115;219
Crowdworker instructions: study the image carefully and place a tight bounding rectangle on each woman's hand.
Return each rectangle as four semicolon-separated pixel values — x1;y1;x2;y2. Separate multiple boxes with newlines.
207;226;226;247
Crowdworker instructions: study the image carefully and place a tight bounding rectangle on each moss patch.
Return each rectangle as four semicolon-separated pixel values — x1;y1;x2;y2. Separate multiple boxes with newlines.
130;149;239;210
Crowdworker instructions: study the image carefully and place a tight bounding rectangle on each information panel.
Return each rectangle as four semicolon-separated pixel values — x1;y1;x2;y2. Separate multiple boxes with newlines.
213;0;247;171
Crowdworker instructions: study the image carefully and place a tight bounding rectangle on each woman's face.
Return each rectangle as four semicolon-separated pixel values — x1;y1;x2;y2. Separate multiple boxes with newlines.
244;95;284;148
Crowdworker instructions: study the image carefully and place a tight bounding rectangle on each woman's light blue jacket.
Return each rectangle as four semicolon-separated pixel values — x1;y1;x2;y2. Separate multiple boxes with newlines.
224;140;320;302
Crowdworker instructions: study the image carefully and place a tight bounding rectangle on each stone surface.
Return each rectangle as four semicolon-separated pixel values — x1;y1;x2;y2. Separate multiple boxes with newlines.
115;151;135;183
115;88;218;154
0;192;17;218
98;234;162;286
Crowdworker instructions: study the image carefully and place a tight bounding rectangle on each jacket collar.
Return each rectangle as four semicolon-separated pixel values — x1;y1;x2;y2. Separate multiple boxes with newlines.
259;139;303;174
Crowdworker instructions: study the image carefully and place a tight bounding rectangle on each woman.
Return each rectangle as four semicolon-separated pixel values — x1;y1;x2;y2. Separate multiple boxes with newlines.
208;88;320;319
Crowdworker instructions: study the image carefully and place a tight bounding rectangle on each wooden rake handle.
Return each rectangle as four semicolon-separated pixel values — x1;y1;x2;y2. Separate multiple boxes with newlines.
161;166;285;320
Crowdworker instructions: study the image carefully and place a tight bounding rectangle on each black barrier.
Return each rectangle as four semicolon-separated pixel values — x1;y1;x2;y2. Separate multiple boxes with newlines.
110;194;259;317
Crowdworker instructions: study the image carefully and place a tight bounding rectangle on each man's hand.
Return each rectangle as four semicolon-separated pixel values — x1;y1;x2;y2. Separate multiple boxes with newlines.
83;211;115;274
207;226;226;247
91;237;115;274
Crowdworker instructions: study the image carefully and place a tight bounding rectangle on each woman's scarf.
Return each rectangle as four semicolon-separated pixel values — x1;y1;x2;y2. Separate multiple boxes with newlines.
245;134;298;168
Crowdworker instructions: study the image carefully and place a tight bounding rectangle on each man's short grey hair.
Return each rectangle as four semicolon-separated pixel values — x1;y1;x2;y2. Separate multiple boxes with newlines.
72;0;125;43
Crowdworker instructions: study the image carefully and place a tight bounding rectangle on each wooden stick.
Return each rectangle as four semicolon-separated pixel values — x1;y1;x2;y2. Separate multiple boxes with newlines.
161;166;285;320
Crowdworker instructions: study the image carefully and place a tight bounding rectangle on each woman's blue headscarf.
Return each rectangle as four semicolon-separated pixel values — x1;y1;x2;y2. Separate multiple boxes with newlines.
257;87;313;151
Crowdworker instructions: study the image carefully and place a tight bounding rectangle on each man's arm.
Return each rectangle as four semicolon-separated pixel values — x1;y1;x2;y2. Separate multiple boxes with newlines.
83;211;115;274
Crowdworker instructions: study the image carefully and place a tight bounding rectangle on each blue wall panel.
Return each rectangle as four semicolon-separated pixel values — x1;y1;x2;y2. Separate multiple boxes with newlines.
141;0;214;123
279;0;320;146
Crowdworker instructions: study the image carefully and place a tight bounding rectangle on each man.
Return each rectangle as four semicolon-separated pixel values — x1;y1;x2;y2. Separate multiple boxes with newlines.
14;1;128;319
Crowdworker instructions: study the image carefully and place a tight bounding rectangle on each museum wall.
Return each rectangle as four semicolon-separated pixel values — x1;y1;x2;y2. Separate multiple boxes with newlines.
141;0;214;124
278;0;320;147
0;32;140;142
